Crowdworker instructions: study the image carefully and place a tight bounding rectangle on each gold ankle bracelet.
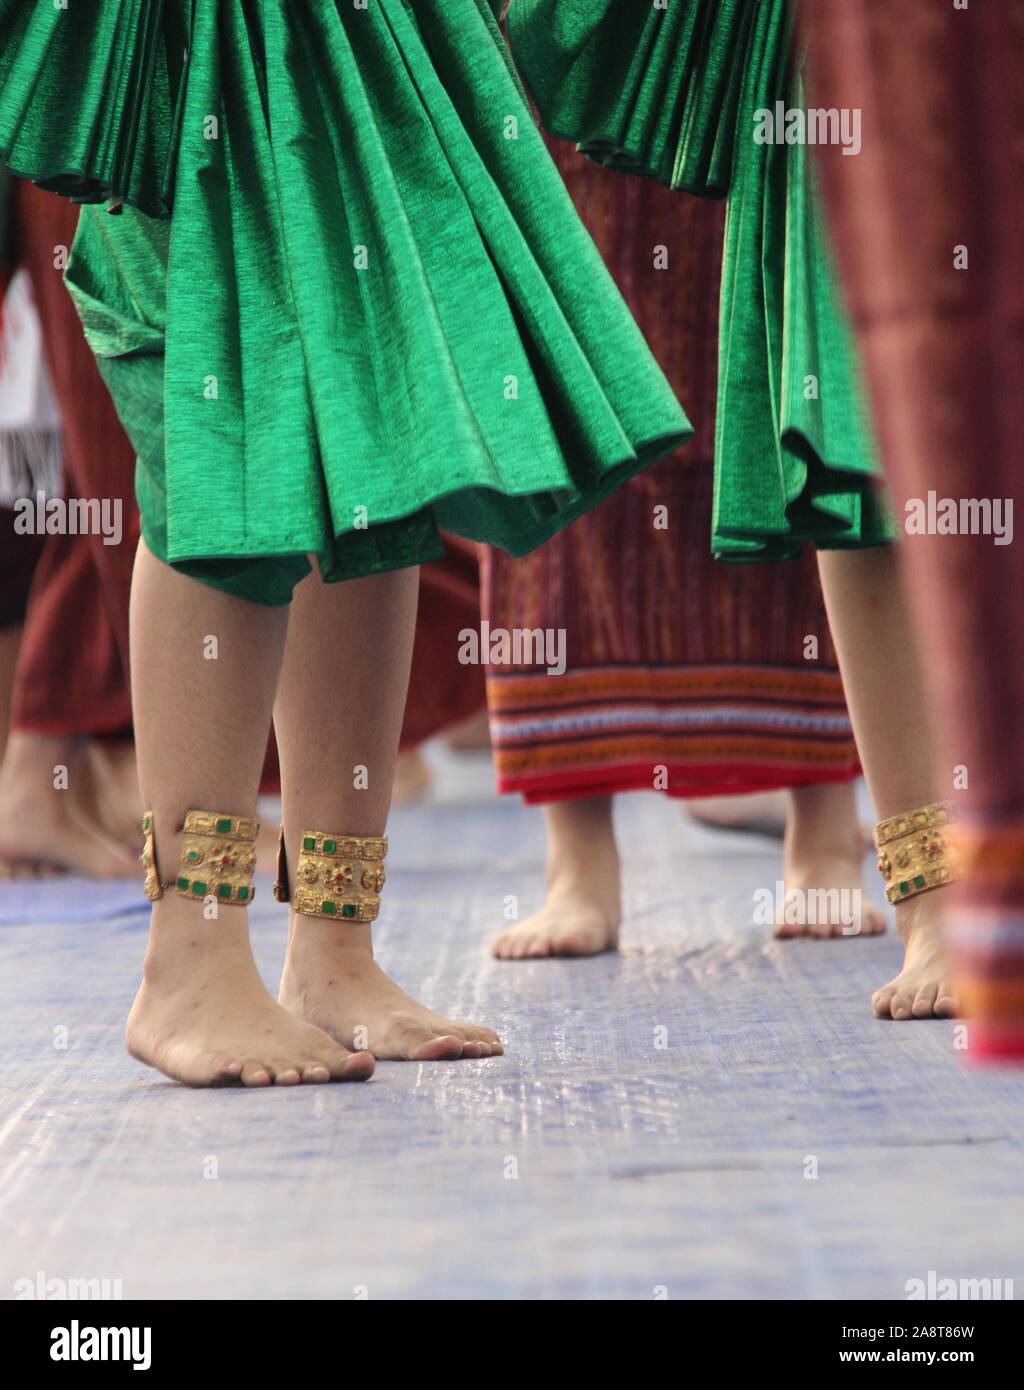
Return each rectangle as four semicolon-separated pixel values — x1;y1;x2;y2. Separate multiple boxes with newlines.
140;809;259;905
274;829;387;922
874;800;959;905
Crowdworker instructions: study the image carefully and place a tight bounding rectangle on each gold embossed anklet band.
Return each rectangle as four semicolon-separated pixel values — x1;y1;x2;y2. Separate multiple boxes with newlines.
141;810;259;904
140;810;258;905
274;830;387;922
175;811;259;905
874;800;959;905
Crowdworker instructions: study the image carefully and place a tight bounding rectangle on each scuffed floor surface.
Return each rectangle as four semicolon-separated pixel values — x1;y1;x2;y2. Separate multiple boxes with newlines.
2;752;1022;1300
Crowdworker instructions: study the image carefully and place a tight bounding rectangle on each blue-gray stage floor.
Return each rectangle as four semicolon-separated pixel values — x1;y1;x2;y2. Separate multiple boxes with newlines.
1;751;1022;1301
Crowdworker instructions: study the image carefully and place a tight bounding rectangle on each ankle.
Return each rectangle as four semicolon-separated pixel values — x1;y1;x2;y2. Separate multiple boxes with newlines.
892;888;947;943
783;834;861;867
545;852;619;894
544;819;619;879
284;916;375;965
142;901;253;974
785;810;864;862
786;783;863;856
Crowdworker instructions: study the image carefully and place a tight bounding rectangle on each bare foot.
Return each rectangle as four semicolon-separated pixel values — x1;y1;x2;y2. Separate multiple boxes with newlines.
127;897;375;1086
491;795;620;959
491;878;619;959
279;918;503;1060
0;732;138;879
872;890;957;1020
774;781;885;939
775;852;887;939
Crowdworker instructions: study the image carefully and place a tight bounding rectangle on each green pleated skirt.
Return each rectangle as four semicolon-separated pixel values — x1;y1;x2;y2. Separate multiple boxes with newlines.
506;0;895;560
0;0;690;603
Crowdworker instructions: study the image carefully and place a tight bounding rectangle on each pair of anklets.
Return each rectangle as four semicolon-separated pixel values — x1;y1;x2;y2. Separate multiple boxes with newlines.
140;799;958;922
141;810;386;921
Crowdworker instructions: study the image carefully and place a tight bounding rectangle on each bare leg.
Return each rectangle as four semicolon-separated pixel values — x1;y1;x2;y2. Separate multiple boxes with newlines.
124;541;373;1086
0;573;137;876
776;780;885;939
817;547;956;1017
805;0;1024;1058
0;731;137;878
276;566;502;1061
71;737;146;857
491;796;620;959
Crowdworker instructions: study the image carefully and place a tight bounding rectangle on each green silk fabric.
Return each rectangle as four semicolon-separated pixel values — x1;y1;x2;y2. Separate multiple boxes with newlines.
506;0;894;560
0;0;691;603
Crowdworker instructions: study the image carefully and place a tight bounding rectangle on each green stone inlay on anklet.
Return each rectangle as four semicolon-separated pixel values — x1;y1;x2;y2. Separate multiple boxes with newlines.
187;850;199;862
303;837;316;852
141;815;151;831
217;883;232;898
342;903;357;919
176;876;189;891
913;874;926;889
898;881;909;894
237;886;249;902
323;839;337;854
216;818;233;834
321;900;337;914
192;881;207;896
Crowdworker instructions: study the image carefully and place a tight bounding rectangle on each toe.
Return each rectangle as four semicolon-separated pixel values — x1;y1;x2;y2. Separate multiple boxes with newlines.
340;1049;376;1081
270;1062;302;1085
466;1025;502;1047
490;932;513;959
889;988;915;1021
455;1026;504;1057
406;1033;466;1061
240;1060;272;1086
911;983;939;1018
934;983;959;1018
301;1063;331;1084
207;1055;244;1086
872;985;897;1018
316;1045;374;1081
